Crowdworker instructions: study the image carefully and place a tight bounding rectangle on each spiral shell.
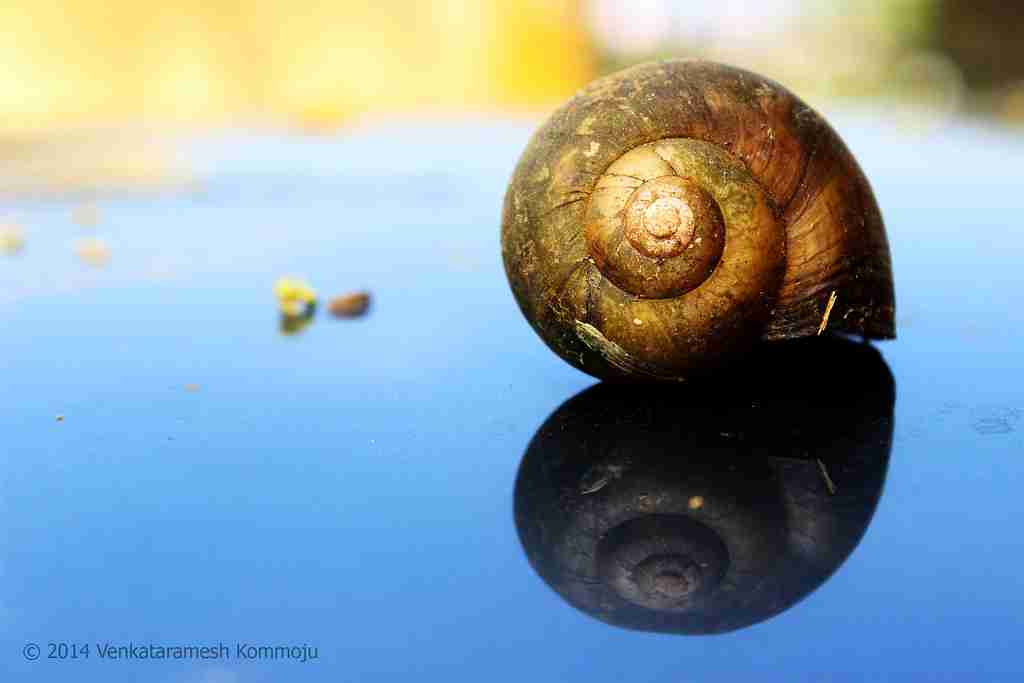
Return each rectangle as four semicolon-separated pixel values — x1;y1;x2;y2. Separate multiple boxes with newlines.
502;60;895;381
513;337;894;634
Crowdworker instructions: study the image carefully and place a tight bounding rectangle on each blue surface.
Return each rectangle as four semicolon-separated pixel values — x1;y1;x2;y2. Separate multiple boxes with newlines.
2;118;1023;681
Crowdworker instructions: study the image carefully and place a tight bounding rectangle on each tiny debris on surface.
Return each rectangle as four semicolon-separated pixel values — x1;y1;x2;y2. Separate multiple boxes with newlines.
55;415;64;422
0;223;25;254
183;384;200;393
817;458;837;495
579;459;628;495
817;290;839;335
273;277;317;317
328;291;371;319
970;405;1022;435
75;237;110;267
279;309;315;336
579;472;611;495
688;495;704;510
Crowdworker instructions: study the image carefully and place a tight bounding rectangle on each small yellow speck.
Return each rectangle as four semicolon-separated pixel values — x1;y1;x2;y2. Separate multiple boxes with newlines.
688;495;704;509
633;318;643;326
76;238;110;267
280;300;304;316
273;277;317;315
1;223;25;255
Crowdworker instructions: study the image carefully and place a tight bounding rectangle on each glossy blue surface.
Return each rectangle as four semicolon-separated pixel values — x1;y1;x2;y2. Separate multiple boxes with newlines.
2;118;1022;681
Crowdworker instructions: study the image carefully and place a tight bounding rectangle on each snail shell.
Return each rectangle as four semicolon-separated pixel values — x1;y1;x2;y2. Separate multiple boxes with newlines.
514;337;894;634
501;60;895;381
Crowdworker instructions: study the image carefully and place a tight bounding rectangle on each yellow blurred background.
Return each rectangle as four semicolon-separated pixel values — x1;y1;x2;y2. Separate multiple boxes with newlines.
3;0;1024;134
0;0;594;133
1;0;1023;197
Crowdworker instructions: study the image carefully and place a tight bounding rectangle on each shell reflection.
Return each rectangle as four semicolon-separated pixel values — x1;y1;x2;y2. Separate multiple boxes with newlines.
514;336;894;635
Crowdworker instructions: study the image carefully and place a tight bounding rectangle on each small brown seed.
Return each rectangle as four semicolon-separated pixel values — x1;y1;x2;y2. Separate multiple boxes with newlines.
76;237;110;267
328;291;371;318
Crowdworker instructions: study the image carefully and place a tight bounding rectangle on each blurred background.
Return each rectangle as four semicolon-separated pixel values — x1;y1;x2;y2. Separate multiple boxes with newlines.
2;0;1024;132
1;1;1022;189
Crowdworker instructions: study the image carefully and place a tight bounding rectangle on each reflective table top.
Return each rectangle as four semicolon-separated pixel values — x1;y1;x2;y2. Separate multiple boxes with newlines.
2;118;1022;681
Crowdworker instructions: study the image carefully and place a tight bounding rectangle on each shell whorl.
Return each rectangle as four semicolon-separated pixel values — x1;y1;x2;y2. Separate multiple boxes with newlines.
596;515;730;611
585;137;782;304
